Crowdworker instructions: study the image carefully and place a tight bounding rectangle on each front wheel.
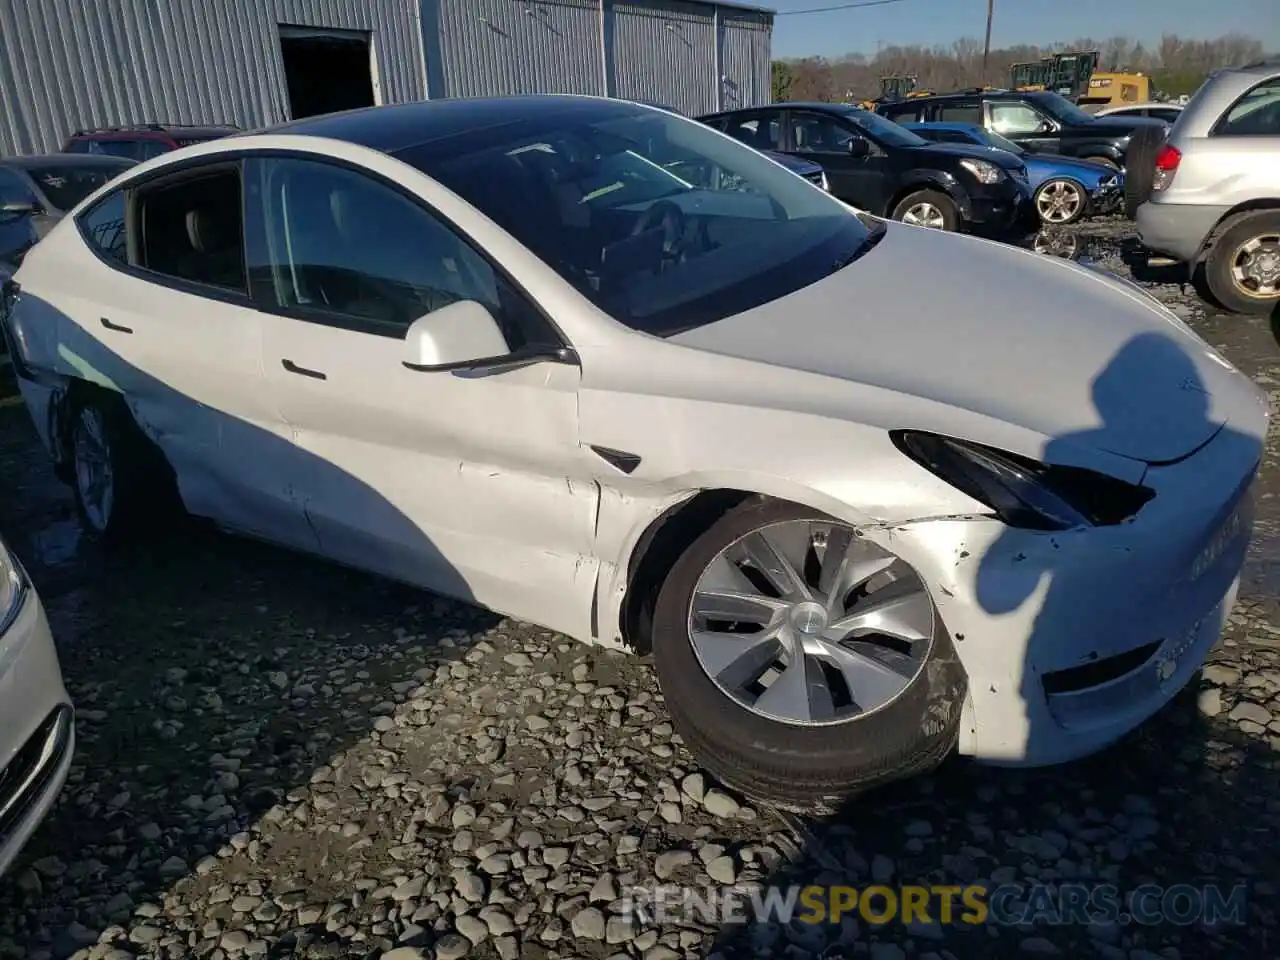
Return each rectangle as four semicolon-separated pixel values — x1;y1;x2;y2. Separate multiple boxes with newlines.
1034;179;1087;225
891;190;959;231
1204;212;1280;316
649;497;966;810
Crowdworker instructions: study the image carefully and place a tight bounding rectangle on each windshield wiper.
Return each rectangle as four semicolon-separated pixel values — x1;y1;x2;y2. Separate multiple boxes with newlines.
828;219;887;275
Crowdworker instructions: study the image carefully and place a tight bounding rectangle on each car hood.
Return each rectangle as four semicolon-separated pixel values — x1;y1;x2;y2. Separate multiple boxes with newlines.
671;223;1252;466
901;141;1024;169
764;149;822;175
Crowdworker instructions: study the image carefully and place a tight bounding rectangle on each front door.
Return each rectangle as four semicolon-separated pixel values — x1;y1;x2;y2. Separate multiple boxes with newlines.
985;100;1060;154
787;111;889;212
245;155;599;639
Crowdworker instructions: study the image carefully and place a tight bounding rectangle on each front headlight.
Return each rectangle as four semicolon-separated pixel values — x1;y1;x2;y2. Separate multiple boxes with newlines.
959;158;1003;185
891;431;1154;531
0;537;29;635
820;170;830;192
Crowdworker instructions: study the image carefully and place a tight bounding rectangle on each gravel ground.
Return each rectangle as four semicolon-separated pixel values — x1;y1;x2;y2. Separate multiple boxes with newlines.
1;217;1279;960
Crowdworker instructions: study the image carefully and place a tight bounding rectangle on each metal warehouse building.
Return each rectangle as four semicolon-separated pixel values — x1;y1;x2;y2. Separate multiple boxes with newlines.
0;0;774;156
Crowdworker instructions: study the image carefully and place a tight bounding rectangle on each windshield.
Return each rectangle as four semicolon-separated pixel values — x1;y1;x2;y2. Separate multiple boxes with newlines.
841;108;930;147
27;163;130;211
401;102;872;336
982;130;1025;154
1032;92;1097;125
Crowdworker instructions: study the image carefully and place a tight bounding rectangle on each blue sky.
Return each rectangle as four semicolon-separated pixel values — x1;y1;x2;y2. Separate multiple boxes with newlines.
769;0;1280;59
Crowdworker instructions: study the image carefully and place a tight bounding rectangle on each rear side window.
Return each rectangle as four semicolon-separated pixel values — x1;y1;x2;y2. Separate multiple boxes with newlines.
63;138;91;154
724;115;782;150
137;168;246;292
939;102;981;123
79;191;129;265
1214;78;1280;136
88;139;143;160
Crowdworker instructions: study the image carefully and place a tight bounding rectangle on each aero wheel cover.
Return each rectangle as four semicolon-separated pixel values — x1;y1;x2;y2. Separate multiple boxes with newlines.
73;407;115;533
1036;180;1084;224
686;519;934;727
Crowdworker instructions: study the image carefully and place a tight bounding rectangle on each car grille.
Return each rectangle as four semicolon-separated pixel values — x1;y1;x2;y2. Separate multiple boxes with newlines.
1099;173;1120;190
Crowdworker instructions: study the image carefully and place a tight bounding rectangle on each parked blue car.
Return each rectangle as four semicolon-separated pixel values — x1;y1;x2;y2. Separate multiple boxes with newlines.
903;122;1122;225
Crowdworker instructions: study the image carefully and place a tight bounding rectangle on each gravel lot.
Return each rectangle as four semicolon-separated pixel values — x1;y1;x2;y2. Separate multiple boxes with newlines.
2;217;1278;960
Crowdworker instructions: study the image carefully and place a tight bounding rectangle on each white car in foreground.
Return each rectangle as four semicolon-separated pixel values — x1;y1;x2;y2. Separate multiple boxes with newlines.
0;534;74;876
0;96;1267;807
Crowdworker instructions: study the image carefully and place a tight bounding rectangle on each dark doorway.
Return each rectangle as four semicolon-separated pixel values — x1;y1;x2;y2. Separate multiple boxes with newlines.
278;26;377;120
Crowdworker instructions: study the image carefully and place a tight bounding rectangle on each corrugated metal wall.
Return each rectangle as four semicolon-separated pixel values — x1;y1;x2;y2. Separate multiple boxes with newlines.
718;9;771;111
0;0;771;156
431;0;604;99
608;0;718;116
0;0;426;156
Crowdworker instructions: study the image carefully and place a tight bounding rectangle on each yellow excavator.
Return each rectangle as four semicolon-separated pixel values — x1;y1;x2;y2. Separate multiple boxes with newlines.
855;75;935;110
1010;51;1099;100
1076;72;1153;110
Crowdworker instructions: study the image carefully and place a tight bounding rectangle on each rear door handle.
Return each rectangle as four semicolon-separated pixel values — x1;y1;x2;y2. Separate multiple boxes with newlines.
100;317;133;334
281;358;327;381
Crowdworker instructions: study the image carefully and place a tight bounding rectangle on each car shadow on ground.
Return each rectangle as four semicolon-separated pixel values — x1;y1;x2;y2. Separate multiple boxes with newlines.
702;330;1277;957
0;300;506;955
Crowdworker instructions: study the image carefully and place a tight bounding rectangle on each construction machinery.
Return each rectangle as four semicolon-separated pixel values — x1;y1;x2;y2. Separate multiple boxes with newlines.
1010;51;1099;100
1076;72;1153;110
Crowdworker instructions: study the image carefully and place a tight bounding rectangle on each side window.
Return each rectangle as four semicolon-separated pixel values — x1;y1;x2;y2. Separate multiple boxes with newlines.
248;157;534;348
880;103;920;123
96;140;142;160
1152;108;1182;124
78;191;129;265
0;169;35;205
63;138;91;154
989;102;1048;135
789;114;856;155
939;101;981;124
137;140;171;161
723;114;781;151
136;167;246;291
1214;79;1280;137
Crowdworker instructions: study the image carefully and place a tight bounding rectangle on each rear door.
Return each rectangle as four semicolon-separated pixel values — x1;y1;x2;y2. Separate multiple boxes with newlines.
52;164;308;547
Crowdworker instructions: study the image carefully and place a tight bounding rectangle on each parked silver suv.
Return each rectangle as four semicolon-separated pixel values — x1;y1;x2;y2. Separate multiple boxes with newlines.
1135;60;1280;315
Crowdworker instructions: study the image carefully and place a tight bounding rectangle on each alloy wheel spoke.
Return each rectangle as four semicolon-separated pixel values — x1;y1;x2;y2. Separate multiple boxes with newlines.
691;588;787;625
827;580;933;643
816;639;914;711
736;528;812;601
753;644;836;723
692;625;786;691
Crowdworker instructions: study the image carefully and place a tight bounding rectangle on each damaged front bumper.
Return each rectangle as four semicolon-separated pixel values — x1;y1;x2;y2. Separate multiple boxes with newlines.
875;421;1259;766
1090;173;1123;215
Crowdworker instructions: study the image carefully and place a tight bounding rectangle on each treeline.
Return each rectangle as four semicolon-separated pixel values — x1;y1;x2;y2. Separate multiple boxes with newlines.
772;33;1269;102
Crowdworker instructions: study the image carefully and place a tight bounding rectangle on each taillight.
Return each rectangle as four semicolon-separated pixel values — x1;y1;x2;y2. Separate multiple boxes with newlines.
1152;144;1181;191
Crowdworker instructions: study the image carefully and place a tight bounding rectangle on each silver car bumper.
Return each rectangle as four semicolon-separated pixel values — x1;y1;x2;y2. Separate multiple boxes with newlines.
0;567;74;877
1135;200;1230;263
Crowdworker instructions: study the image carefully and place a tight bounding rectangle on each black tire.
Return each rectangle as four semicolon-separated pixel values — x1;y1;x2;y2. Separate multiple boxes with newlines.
1122;126;1165;219
649;496;967;811
1204;211;1280;316
67;387;181;543
890;189;960;231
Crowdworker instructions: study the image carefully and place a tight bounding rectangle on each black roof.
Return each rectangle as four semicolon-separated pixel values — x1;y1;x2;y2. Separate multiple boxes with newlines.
1;154;135;171
261;96;645;157
69;123;238;139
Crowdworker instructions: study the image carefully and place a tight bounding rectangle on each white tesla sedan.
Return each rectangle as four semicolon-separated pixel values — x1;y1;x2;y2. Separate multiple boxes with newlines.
0;534;74;876
0;96;1266;807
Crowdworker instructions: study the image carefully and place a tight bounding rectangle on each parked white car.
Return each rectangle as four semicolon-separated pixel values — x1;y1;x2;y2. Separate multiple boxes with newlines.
1;96;1268;807
0;533;74;876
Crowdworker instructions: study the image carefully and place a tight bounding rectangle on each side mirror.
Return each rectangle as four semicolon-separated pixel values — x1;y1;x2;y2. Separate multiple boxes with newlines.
0;200;40;220
401;299;575;376
848;138;870;158
1036;121;1055;134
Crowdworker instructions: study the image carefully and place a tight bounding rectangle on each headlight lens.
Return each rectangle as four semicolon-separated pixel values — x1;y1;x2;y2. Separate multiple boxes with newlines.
820;170;830;192
0;537;28;635
959;158;1003;184
891;431;1154;531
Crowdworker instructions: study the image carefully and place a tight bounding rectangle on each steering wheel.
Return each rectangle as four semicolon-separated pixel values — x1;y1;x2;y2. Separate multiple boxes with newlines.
630;200;687;260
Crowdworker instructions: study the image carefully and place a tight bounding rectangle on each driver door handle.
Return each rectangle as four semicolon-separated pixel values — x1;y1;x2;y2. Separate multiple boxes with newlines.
281;358;327;381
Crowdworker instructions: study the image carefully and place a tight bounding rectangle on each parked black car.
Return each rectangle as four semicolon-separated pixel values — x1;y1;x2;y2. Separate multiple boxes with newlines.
875;90;1168;170
699;102;1035;234
0;155;135;271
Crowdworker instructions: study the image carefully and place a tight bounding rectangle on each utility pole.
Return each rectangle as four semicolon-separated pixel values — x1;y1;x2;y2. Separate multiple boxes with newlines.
982;0;994;77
